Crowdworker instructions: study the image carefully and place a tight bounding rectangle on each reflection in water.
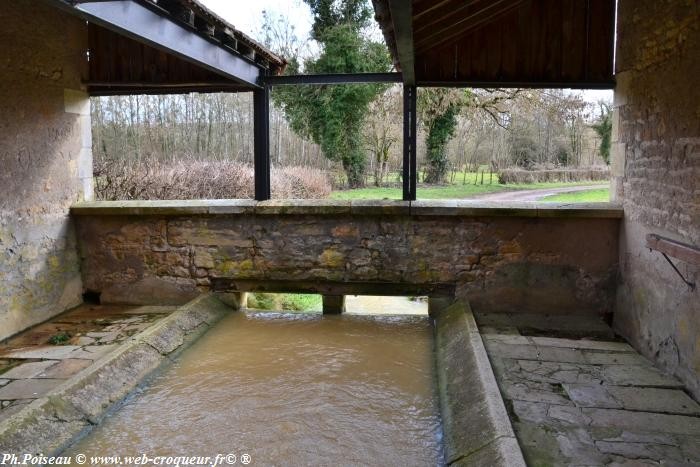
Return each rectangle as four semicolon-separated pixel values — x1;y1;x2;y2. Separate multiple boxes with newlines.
67;312;444;466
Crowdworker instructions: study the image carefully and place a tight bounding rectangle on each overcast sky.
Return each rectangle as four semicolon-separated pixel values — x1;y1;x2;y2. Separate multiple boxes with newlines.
199;0;313;40
199;0;612;104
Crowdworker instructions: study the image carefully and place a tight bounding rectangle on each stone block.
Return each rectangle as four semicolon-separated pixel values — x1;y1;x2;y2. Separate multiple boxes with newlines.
0;379;64;400
139;320;185;355
63;89;89;115
1;361;58;379
530;337;634;352
606;386;700;415
564;384;622;409
59;343;163;422
584;408;700;436
322;295;345;314
0;345;81;360
433;301;525;465
35;359;91;379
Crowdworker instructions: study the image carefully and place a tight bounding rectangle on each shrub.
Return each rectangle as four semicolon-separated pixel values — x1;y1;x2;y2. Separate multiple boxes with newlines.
498;166;610;184
94;158;331;200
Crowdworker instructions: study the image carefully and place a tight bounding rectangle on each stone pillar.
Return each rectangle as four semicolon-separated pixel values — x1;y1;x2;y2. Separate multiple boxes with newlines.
0;1;89;340
322;295;345;314
612;0;700;399
215;292;248;310
428;296;454;317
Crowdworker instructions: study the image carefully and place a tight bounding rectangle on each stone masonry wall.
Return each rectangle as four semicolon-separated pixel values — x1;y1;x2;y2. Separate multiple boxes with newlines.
612;0;700;398
74;207;619;316
0;2;91;340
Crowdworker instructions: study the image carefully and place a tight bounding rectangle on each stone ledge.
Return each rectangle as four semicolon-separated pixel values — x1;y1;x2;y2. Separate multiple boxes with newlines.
0;294;232;455
70;199;623;219
432;300;526;467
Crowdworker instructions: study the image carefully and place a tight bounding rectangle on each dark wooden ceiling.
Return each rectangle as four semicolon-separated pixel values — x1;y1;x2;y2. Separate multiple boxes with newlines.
87;24;249;95
378;0;616;87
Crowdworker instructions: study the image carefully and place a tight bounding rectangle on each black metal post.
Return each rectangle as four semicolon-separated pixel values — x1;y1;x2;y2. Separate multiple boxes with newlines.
403;84;417;201
253;81;271;201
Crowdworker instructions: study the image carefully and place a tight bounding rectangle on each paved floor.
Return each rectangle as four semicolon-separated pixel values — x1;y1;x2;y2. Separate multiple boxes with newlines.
476;184;607;202
476;312;700;466
0;304;175;422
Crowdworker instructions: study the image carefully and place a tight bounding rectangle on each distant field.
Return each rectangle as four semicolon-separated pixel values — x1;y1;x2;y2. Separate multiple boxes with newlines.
540;188;610;203
330;174;609;200
247;293;322;312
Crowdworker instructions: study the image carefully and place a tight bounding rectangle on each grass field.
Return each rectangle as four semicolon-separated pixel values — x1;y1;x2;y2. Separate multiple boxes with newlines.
540;187;610;203
330;174;609;200
247;293;322;312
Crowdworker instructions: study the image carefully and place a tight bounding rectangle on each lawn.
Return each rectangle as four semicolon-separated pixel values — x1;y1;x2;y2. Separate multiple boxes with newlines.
247;293;322;312
540;187;611;203
330;173;608;200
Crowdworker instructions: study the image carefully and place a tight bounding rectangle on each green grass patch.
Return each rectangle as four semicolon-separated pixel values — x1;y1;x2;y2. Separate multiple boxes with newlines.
48;332;71;345
540;188;610;203
247;293;322;312
330;175;608;200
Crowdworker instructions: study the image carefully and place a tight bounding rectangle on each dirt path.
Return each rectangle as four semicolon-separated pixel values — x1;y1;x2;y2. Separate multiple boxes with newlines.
475;184;606;202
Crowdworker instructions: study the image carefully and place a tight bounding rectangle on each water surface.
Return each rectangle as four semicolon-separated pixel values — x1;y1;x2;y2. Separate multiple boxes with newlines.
67;311;443;466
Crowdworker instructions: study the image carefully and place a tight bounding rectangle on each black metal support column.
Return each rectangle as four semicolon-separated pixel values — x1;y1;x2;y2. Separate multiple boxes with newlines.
403;84;417;201
254;82;271;201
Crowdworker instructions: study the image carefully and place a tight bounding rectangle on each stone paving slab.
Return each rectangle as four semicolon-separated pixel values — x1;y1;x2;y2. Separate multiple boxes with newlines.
1;361;58;379
67;344;118;360
0;379;64;400
0;346;81;360
0;304;172;421
565;384;700;415
36;359;92;379
0;294;233;455
495;357;685;388
479;312;700;466
475;312;616;339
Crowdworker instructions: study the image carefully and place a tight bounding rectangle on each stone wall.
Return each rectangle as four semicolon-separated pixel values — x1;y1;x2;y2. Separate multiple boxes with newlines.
73;201;621;316
612;0;700;398
0;2;90;340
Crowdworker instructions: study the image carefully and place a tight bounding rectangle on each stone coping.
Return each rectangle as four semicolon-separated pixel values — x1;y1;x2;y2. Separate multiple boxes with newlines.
71;199;623;218
432;300;526;466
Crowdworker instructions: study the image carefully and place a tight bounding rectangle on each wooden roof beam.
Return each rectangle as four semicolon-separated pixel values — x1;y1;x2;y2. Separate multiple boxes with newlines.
51;0;263;88
387;0;415;86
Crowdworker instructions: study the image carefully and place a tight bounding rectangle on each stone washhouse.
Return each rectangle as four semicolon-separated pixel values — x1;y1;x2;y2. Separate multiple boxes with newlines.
0;0;698;465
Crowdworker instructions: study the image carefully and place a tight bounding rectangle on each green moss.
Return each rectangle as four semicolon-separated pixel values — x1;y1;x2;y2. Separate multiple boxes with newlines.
247;293;277;310
48;332;71;345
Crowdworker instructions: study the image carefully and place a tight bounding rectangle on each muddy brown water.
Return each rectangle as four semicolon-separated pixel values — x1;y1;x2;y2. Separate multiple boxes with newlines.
66;311;444;466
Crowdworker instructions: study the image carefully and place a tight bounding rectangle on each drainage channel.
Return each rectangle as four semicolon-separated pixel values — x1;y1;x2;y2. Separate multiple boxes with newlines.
64;309;444;466
0;295;525;466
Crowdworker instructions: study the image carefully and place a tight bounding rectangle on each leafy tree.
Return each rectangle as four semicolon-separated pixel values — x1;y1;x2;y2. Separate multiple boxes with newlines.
419;88;522;183
268;0;391;187
592;102;612;165
419;89;468;184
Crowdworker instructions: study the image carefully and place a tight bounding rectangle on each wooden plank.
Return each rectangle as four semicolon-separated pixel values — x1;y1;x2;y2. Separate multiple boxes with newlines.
498;9;519;81
560;0;586;81
646;234;700;266
415;0;525;55
544;0;562;80
88;23;243;94
403;0;614;86
586;0;616;81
